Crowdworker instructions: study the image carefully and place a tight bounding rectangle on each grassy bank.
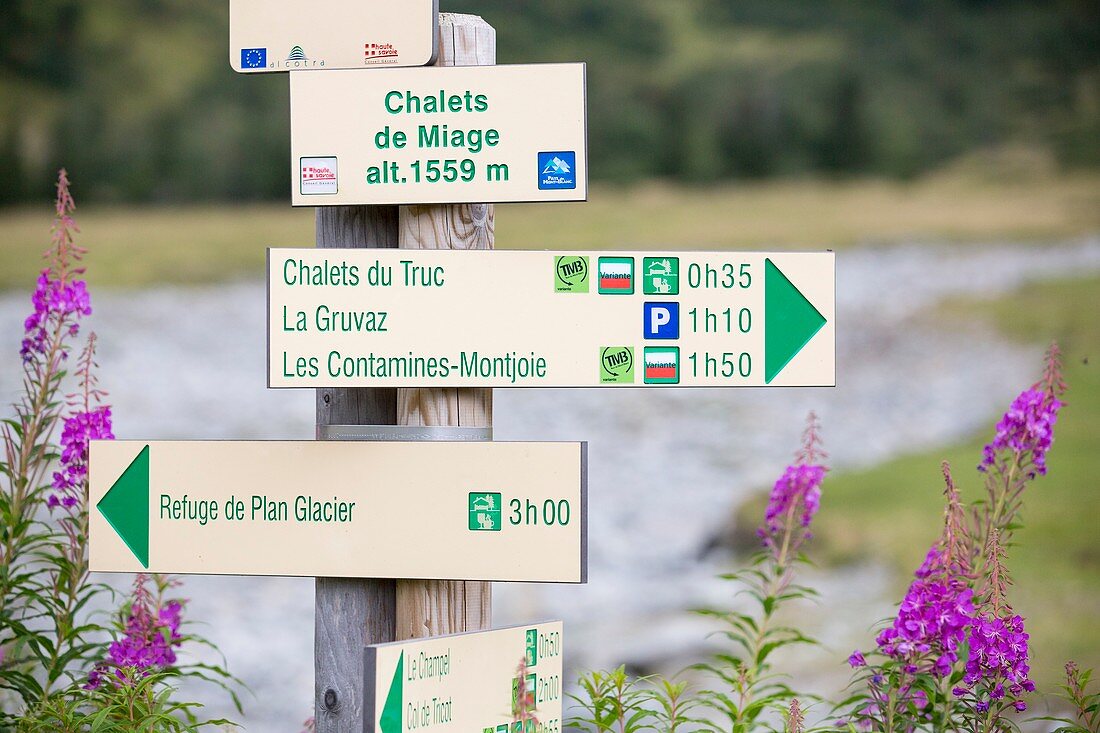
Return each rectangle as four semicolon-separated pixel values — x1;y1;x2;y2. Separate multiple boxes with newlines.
811;275;1100;683
1;172;1097;291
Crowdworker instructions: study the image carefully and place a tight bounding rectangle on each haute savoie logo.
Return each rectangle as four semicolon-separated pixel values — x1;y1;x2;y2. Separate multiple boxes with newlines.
300;157;338;195
365;42;400;64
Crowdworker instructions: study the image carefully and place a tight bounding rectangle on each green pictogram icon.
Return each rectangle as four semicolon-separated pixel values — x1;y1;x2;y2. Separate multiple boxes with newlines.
643;257;679;295
600;346;634;384
468;492;502;531
525;629;538;666
554;255;589;293
643;346;680;385
597;256;634;294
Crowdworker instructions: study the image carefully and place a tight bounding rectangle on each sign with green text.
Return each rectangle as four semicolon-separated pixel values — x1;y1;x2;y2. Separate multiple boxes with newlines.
230;0;438;73
365;622;564;733
290;63;587;205
267;249;835;388
89;441;586;582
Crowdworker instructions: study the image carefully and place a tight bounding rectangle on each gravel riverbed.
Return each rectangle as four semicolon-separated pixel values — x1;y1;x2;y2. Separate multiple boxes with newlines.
1;238;1097;729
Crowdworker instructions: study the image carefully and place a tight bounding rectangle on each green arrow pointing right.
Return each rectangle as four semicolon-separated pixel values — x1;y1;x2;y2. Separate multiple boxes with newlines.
380;652;404;733
96;444;150;568
764;259;827;384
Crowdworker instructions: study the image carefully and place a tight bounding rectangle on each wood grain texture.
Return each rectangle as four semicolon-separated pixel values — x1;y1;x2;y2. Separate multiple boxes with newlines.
315;205;398;732
395;12;496;642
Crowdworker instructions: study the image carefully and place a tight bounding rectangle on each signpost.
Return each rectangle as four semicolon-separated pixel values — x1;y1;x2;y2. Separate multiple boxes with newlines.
290;63;587;206
364;622;564;733
267;249;835;388
217;5;840;730
89;440;586;583
230;0;439;73
310;15;501;730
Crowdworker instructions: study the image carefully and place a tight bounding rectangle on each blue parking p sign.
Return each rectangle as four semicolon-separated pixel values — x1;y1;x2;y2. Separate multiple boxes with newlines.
643;302;679;340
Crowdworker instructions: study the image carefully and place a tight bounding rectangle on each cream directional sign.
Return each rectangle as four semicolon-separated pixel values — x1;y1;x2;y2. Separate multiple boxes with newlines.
365;622;564;733
290;64;587;206
89;441;586;582
230;0;438;73
267;249;834;388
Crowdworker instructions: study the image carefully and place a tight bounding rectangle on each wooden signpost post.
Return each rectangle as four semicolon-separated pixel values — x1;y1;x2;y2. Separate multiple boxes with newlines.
313;15;501;732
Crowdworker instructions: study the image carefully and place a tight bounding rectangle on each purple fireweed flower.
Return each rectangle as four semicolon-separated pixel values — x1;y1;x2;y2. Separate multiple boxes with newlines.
86;577;185;689
20;170;91;362
848;650;866;668
875;546;975;677
980;387;1062;476
50;405;113;509
953;613;1033;709
764;464;827;534
953;531;1034;719
20;270;91;361
757;413;829;563
111;598;183;671
757;461;828;562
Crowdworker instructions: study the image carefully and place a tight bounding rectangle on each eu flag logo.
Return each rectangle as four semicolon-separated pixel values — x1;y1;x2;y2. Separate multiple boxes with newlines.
241;48;267;69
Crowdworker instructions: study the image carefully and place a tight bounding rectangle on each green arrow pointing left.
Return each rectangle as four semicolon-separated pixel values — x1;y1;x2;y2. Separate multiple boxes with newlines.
96;444;150;568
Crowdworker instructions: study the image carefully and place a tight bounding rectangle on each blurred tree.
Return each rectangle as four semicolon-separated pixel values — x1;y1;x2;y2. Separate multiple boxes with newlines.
0;0;81;88
0;0;1096;204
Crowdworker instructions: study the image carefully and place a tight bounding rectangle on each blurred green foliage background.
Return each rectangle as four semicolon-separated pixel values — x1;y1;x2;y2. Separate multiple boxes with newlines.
1;0;1098;702
1;0;1097;204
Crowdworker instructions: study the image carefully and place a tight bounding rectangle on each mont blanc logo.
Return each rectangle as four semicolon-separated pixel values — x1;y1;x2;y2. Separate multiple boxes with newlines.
538;151;577;190
542;156;570;176
300;157;338;195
